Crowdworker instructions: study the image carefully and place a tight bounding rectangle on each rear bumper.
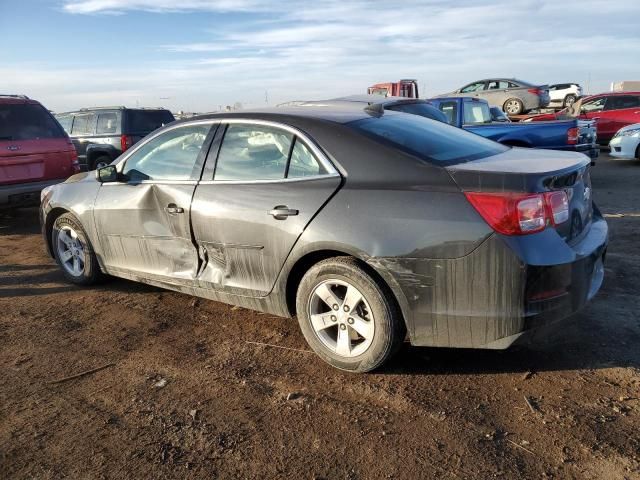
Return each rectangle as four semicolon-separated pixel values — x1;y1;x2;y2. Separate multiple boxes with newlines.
0;179;64;208
374;214;608;349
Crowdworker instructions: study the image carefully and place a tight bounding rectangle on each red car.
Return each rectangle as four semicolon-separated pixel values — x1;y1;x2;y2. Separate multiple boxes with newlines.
527;92;640;144
0;95;79;208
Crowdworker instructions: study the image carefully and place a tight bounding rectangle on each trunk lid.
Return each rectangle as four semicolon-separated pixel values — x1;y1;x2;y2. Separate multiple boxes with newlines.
447;148;593;242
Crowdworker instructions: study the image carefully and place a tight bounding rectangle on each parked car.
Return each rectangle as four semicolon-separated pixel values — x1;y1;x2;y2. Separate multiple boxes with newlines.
55;107;175;171
427;97;598;161
0;95;79;208
609;123;640;161
526;92;640;144
41;106;608;372
436;78;550;115
548;83;582;108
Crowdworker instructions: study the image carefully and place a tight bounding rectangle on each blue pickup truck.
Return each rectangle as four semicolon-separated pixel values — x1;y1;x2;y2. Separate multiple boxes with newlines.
428;96;598;161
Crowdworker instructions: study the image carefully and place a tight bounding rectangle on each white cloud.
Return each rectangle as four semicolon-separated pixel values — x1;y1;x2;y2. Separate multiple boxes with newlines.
5;0;639;112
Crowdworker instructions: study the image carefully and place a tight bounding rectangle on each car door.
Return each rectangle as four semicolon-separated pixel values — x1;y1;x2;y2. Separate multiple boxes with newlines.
578;96;608;139
600;95;640;139
190;120;341;296
93;120;216;282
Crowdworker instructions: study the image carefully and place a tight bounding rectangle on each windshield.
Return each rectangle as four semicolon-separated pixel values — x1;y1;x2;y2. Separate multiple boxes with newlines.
0;103;66;141
348;113;508;166
126;110;175;133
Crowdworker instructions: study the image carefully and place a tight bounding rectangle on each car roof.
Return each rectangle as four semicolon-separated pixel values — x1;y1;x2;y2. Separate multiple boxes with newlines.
469;78;534;86
0;95;40;105
583;91;640;99
55;106;171;115
178;105;383;126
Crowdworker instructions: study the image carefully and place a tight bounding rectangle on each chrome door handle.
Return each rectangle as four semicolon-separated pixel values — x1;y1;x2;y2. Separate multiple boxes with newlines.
165;203;184;214
268;206;299;220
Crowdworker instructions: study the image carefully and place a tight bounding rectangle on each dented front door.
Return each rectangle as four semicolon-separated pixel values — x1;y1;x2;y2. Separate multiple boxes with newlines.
92;121;214;281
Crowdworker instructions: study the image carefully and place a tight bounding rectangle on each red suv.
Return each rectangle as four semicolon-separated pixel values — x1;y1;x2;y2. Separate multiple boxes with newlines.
528;92;640;144
0;95;79;208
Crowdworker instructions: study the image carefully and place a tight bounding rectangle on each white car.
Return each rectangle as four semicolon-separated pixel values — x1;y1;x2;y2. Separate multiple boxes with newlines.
548;83;582;108
609;123;640;160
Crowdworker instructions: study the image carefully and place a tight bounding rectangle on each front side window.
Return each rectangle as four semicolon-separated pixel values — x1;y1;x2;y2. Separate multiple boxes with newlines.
581;97;606;113
460;82;485;93
463;102;492;124
96;112;120;134
122;123;211;181
56;114;73;133
0;104;66;141
214;124;293;181
437;101;459;125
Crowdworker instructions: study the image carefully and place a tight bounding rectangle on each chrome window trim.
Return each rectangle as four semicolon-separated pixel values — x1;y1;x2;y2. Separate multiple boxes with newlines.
198;173;339;185
101;179;198;186
214;118;339;179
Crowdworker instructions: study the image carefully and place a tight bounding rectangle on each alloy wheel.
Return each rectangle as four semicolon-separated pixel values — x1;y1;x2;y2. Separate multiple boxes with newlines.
308;279;375;358
56;225;86;277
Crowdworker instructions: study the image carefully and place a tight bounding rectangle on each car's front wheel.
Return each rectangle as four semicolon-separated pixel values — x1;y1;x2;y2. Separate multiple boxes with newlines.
503;98;524;115
296;257;405;372
52;213;102;285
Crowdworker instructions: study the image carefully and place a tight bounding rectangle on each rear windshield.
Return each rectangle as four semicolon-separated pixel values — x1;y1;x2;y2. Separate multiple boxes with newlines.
0;103;66;141
348;113;508;166
126;110;175;133
384;103;448;123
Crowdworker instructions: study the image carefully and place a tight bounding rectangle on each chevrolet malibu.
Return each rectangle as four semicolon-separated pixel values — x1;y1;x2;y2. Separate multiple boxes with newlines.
40;107;608;372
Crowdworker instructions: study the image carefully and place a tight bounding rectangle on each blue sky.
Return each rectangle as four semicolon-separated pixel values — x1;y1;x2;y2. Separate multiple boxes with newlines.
1;0;639;112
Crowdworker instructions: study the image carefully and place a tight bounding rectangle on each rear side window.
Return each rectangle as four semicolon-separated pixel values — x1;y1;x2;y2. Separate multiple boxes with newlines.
126;110;175;133
604;95;640;111
349;113;508;166
0;103;66;141
71;113;96;135
288;139;326;178
214;124;293;181
96;112;120;134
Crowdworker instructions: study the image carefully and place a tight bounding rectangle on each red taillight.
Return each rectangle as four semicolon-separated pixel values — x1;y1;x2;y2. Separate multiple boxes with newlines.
120;134;133;152
527;88;541;95
566;127;579;145
465;191;569;235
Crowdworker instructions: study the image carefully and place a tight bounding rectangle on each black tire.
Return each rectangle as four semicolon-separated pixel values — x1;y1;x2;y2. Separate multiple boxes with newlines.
635;144;640;162
296;257;405;373
90;155;112;171
503;98;524;115
563;94;577;108
52;213;102;285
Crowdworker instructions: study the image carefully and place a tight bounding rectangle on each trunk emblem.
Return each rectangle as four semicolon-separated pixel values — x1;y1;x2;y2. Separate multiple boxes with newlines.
583;186;591;201
7;145;20;151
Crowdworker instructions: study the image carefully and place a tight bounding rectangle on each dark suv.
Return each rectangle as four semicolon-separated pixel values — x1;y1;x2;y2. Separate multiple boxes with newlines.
56;107;175;171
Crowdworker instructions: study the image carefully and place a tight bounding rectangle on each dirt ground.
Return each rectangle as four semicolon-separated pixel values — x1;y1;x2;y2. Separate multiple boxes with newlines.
1;153;639;480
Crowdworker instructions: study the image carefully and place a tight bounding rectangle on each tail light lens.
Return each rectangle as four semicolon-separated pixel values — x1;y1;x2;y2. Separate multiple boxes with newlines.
465;191;569;235
567;127;579;144
544;191;569;225
527;88;541;95
120;134;133;152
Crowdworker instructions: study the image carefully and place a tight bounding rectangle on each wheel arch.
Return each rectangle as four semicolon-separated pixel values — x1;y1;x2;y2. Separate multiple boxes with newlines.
283;247;413;339
44;207;70;258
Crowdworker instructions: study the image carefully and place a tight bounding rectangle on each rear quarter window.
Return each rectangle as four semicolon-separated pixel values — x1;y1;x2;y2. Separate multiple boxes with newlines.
0;103;66;141
348;113;508;166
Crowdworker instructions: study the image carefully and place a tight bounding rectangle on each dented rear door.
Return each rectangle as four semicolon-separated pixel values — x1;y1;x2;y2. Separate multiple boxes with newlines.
190;121;341;296
92;121;215;281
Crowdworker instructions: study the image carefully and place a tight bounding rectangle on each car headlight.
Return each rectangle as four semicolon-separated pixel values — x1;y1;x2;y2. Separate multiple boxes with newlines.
619;127;640;137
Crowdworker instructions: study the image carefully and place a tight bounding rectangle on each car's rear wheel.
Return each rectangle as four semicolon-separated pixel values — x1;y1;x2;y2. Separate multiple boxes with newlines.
564;94;577;108
91;155;111;171
503;98;524;115
296;257;405;372
52;213;102;285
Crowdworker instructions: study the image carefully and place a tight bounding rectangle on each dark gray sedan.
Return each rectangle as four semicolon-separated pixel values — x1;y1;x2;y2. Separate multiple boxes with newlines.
40;106;607;372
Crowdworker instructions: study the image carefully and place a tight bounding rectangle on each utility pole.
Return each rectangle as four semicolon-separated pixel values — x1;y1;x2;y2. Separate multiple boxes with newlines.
265;90;269;105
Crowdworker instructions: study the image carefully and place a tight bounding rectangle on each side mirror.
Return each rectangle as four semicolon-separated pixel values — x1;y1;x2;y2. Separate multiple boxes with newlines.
96;165;119;183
